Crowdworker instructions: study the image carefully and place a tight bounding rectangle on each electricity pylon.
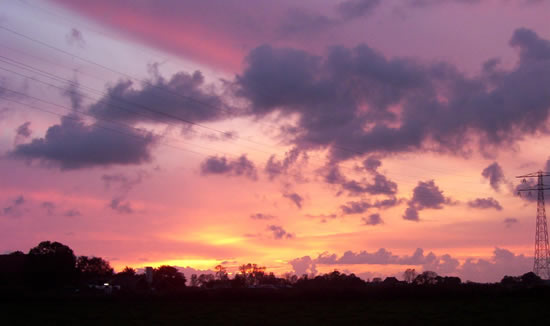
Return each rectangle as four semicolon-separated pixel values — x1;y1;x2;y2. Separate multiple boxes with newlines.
517;171;550;279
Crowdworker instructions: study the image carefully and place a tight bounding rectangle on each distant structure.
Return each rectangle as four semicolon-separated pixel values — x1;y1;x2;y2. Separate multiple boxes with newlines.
145;266;154;285
517;171;550;279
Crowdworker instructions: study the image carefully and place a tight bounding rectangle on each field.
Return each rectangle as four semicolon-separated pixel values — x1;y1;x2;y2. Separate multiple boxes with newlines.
2;294;550;325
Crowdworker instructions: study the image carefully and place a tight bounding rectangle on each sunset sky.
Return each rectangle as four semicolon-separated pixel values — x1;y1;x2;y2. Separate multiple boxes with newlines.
1;0;550;283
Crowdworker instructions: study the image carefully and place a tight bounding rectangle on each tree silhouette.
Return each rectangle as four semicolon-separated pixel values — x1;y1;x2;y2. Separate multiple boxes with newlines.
25;241;77;288
76;256;114;283
413;271;439;285
403;268;417;283
120;266;136;276
215;265;229;281
153;265;186;291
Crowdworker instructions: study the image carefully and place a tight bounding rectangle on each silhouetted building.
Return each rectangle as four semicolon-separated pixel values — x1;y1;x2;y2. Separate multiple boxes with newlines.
145;266;153;285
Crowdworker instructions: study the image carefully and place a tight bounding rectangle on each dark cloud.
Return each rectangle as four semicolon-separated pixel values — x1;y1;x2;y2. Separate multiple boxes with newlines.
200;155;257;180
341;200;371;215
267;225;294;239
41;201;55;215
363;156;381;173
64;209;81;217
337;0;381;19
15;121;32;138
341;196;401;215
250;213;276;220
236;28;550;162
278;8;334;38
279;0;382;38
467;197;503;211
109;197;133;214
408;0;480;7
324;165;397;196
66;28;85;47
504;217;519;228
62;81;84;110
102;171;148;193
403;206;419;221
2;195;25;217
409;180;448;209
482;162;505;192
265;147;302;180
10;115;156;169
89;70;228;126
283;192;303;209
403;180;451;221
362;213;383;225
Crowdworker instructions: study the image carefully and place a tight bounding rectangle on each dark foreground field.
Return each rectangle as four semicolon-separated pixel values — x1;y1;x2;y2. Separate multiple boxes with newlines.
2;293;550;326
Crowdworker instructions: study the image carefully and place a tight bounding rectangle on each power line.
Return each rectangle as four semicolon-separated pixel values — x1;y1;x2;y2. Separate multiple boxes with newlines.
0;23;486;180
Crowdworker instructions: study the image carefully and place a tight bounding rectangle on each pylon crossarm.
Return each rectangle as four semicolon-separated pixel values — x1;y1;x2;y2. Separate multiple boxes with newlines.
518;187;550;191
516;173;550;178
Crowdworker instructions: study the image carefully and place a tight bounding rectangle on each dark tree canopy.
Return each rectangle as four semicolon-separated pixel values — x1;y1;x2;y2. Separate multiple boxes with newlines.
26;241;77;288
153;265;186;291
76;256;114;282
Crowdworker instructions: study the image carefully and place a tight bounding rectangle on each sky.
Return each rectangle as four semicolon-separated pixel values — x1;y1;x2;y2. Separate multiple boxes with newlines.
0;0;550;283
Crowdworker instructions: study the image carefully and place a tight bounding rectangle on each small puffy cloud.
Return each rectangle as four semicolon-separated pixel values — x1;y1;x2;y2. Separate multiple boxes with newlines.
15;121;32;138
41;201;55;215
403;206;419;221
482;162;505;192
362;213;383;226
503;218;519;228
341;200;371;215
89;70;228;125
283;192;304;209
403;180;451;221
410;180;447;209
64;209;81;217
341;196;402;215
200;155;257;180
337;0;381;19
264;148;302;180
362;156;381;173
467;197;503;211
10;115;157;170
267;225;294;239
250;213;275;220
325;165;397;196
289;256;317;276
408;0;481;7
2;195;25;217
102;171;148;193
109;197;133;214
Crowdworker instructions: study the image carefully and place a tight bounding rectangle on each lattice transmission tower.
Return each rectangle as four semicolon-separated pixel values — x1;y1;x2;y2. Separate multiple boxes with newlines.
517;171;550;279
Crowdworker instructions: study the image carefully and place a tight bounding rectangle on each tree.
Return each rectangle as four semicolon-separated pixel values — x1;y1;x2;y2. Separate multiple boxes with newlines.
414;271;439;285
120;266;136;276
153;265;186;291
26;241;77;288
190;274;200;287
198;273;215;288
214;265;229;281
238;263;266;286
403;268;417;283
520;272;542;287
76;256;114;283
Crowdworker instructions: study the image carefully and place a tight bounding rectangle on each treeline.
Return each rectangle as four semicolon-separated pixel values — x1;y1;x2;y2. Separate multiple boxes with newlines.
0;241;546;297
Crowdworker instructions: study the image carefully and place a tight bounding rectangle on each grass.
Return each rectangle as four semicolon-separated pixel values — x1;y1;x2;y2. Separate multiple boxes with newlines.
2;295;550;325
